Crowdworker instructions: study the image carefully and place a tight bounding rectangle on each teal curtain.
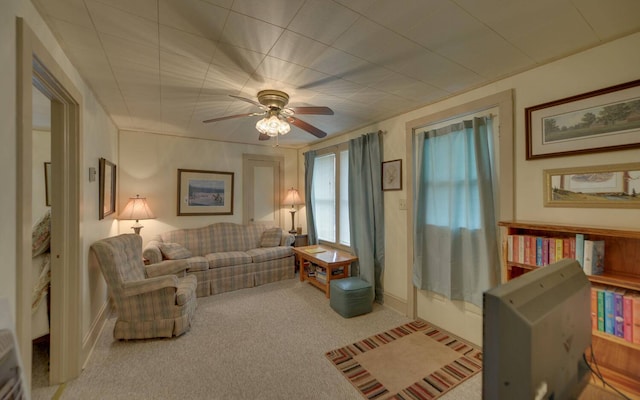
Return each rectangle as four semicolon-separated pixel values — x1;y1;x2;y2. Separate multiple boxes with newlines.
413;117;499;306
349;132;385;303
304;150;318;245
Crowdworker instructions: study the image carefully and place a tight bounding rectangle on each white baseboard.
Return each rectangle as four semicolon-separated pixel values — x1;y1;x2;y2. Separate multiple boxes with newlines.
382;292;407;316
81;299;112;369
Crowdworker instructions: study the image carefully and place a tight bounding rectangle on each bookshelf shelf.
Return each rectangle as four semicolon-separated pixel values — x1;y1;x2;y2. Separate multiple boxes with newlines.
499;221;640;398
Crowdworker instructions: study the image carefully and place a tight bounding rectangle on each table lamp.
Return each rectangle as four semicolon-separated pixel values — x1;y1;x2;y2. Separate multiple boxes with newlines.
119;194;155;234
283;187;303;234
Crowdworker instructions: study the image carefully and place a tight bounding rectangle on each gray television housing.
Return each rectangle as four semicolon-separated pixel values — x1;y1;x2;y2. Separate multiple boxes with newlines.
483;258;592;399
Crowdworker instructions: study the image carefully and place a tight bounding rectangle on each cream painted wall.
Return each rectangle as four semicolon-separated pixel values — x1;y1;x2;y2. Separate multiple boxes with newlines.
117;130;300;244
299;32;640;347
1;0;118;346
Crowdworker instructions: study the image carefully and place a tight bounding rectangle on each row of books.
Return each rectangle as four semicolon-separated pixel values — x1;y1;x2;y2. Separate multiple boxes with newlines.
591;285;640;344
506;233;604;275
304;262;344;284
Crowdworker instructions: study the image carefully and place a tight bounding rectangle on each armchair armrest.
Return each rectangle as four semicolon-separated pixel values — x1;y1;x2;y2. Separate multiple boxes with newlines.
122;275;178;297
144;259;189;278
143;240;163;264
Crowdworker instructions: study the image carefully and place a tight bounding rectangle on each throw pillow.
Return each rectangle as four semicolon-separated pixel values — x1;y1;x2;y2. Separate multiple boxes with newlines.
158;242;192;260
260;227;282;247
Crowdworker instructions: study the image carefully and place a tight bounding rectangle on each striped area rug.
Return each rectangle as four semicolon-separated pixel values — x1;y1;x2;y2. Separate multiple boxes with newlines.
325;320;482;400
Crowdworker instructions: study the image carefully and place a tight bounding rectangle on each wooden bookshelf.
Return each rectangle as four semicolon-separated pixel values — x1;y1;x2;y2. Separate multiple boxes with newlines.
499;221;640;398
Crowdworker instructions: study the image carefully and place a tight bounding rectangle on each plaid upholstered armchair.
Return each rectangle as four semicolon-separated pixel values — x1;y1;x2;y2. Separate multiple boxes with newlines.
90;234;197;340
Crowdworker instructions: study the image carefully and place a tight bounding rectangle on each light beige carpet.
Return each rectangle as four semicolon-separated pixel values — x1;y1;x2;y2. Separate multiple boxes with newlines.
326;320;482;400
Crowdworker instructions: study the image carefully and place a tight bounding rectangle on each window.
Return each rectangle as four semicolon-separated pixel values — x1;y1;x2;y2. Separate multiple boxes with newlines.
312;146;350;247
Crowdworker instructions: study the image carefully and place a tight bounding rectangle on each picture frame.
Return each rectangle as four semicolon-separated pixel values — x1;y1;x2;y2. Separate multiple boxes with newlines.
177;169;234;216
44;162;51;206
543;162;640;208
98;157;116;219
382;159;402;191
525;79;640;160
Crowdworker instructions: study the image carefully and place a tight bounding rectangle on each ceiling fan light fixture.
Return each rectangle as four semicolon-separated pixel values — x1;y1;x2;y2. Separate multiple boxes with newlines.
256;114;290;137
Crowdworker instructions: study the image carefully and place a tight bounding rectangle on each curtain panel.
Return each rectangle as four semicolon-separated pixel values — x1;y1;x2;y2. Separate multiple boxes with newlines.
348;132;385;303
412;117;499;306
304;150;318;245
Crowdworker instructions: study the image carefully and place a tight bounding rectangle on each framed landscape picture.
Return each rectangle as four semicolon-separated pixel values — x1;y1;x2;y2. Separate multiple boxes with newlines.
526;79;640;159
99;157;116;219
543;162;640;208
177;169;234;215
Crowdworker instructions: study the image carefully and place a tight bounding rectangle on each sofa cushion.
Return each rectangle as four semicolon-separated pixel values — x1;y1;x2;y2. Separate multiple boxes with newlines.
260;227;283;247
185;256;209;272
246;247;293;263
205;251;252;269
158;242;192;260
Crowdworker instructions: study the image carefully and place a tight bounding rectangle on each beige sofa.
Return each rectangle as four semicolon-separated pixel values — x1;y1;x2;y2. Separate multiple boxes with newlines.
143;222;295;297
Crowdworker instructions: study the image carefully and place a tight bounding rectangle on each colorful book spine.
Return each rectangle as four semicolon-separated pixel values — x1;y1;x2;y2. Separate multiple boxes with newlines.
604;290;615;335
597;290;605;332
542;238;550;266
507;235;514;262
535;237;543;266
517;235;525;264
548;239;556;264
563;238;571;260
634;294;640;345
614;290;624;338
575;234;585;267
623;294;633;342
583;240;605;275
591;287;599;330
555;238;564;261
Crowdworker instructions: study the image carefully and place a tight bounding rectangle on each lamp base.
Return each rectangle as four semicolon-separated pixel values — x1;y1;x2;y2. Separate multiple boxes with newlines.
131;221;143;235
289;210;296;234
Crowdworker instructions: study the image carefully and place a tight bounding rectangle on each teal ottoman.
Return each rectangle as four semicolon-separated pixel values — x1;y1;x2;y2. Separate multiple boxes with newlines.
330;277;373;318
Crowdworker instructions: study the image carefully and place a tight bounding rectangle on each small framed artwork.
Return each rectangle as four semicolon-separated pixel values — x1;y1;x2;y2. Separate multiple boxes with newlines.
382;159;402;191
543;162;640;208
177;169;234;216
526;79;640;159
44;162;51;206
99;157;116;219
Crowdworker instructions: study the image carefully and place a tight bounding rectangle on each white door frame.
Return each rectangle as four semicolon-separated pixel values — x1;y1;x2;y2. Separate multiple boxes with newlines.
17;18;83;385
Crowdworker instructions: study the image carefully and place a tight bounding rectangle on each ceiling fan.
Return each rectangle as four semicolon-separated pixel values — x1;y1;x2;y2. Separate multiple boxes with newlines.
202;90;334;141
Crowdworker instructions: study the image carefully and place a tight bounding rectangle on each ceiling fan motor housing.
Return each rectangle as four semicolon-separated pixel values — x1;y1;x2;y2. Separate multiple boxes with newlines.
257;89;289;110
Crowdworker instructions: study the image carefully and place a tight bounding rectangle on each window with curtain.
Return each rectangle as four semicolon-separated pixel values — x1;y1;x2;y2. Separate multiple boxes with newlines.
311;147;350;247
412;114;500;306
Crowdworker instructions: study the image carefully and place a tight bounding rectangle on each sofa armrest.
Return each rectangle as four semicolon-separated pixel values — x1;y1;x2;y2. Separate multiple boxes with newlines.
281;231;295;247
144;259;189;278
121;275;178;297
143;240;163;264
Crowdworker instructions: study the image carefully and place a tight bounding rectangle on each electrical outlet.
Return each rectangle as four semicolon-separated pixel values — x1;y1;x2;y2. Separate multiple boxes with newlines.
399;199;407;210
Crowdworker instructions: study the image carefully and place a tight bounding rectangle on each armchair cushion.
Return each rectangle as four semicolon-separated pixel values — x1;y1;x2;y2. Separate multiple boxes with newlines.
260;227;283;248
158;242;192;260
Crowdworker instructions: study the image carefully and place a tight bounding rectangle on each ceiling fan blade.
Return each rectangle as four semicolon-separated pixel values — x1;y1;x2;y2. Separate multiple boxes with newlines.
288;106;334;115
202;113;256;123
258;133;271;141
287;117;327;138
229;94;265;109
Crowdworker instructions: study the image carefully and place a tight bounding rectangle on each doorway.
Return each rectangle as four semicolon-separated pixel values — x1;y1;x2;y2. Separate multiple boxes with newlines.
242;154;284;227
17;18;83;387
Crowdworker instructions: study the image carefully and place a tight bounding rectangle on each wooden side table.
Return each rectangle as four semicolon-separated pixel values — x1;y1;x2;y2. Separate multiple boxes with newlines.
293;245;358;298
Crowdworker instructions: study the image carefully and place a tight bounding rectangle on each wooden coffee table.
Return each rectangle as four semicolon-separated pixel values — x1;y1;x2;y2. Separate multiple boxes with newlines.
293;245;358;298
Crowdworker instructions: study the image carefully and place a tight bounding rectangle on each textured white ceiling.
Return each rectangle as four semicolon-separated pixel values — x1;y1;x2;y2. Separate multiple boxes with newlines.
33;0;640;147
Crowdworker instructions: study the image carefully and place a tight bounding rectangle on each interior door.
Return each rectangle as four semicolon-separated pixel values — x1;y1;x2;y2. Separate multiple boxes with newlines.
243;155;283;227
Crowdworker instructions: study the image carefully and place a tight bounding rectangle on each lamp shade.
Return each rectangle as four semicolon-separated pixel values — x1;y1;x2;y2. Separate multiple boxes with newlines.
119;195;155;221
283;188;303;206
